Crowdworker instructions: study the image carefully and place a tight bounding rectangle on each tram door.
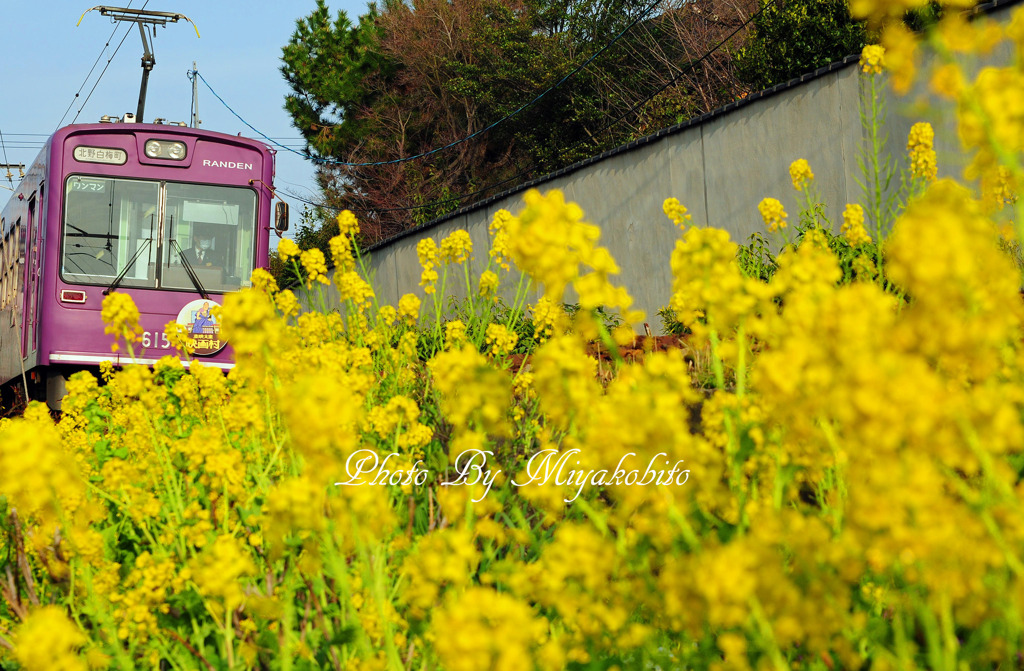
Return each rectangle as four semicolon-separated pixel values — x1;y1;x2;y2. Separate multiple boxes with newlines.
21;195;40;356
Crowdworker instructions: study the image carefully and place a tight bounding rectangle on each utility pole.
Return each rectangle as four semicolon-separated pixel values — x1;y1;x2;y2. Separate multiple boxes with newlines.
79;6;199;123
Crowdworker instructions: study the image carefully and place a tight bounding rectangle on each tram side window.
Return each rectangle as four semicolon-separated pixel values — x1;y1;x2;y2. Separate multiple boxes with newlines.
1;222;7;311
8;222;19;325
62;177;160;287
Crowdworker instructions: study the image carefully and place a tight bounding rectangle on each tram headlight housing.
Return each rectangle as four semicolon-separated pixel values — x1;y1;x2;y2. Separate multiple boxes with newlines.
144;139;187;161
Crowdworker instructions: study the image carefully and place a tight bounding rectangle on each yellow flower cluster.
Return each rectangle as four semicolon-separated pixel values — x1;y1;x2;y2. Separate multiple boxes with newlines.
488;209;514;271
299;248;329;288
757;197;787;232
478;269;499;300
881;22;919;94
428;344;510;433
397;293;421;325
859;44;885;75
440;230;472;265
907;121;937;181
503;190;642;328
330;233;356;272
431;587;560;671
417;237;440;294
841;203;872;246
100;291;143;353
337;209;360;237
189;535;256;611
14;606;88;671
788;158;814;191
336;269;375;310
662;197;692;229
484;323;518;358
277;237;300;261
531;295;563;342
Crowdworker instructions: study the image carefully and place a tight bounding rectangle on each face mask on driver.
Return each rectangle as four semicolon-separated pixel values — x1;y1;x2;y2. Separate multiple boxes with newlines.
198;238;213;250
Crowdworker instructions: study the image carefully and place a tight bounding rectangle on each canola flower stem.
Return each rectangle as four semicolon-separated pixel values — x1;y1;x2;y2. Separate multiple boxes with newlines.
892;610;914;671
916;597;953;671
259;387;287;482
735;322;747;399
76;561;136;669
595;314;624;367
939;592;958;671
574;497;610;537
748;595;790;671
505;270;530;336
707;326;726;391
325;529;374;662
300;573;344;670
350;520;403;670
817;421;847;531
223;607;235;669
666;503;701;551
280;570;296;671
462;261;476;323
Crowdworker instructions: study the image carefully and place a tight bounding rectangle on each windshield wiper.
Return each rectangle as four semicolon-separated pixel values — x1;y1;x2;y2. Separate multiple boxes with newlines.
171;239;210;299
103;239;152;295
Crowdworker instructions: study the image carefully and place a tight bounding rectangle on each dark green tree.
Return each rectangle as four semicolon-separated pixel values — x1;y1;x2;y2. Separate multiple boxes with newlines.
734;0;867;91
281;1;391;159
281;0;758;245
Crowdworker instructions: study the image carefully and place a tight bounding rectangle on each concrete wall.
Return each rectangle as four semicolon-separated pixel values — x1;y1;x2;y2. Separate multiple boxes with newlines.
314;0;1016;330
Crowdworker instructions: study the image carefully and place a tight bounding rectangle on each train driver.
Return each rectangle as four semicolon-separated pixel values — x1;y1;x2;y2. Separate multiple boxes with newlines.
182;225;225;268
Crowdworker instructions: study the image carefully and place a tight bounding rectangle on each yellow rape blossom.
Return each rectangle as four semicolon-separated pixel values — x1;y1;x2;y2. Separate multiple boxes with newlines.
277;237;300;261
440;230;473;264
478;269;499;300
336;209;360;237
300;248;329;288
788;158;814;191
757;197;787;233
662;197;692;229
859;44;885;75
907;122;937;182
397;293;421;325
14;606;88;671
841;203;872;246
101;291;143;353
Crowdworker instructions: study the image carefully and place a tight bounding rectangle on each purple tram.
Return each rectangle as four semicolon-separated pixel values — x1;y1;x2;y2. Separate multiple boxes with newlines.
0;119;288;408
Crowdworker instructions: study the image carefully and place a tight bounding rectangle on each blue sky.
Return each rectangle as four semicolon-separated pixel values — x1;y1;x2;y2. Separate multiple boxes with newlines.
0;1;372;240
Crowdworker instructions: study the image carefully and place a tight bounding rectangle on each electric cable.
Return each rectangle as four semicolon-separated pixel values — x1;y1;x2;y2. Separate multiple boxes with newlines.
69;0;151;126
56;0;136;130
195;0;666;168
548;0;777;167
277;0;775;222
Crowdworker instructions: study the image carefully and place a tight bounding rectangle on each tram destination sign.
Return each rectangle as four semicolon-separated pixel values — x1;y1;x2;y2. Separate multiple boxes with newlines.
73;146;128;165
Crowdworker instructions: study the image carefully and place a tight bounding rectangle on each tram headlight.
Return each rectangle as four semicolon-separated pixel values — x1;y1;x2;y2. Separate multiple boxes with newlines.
144;139;187;161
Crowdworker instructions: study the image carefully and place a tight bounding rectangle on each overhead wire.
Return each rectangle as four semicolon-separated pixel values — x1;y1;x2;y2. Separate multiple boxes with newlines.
194;0;666;168
548;0;777;168
279;0;776;220
55;0;136;129
69;0;151;126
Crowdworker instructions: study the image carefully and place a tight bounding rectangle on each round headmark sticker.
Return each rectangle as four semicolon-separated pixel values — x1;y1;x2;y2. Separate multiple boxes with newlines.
176;299;226;356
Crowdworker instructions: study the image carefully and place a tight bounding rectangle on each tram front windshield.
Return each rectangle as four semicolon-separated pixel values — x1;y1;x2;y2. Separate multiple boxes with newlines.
61;176;257;293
